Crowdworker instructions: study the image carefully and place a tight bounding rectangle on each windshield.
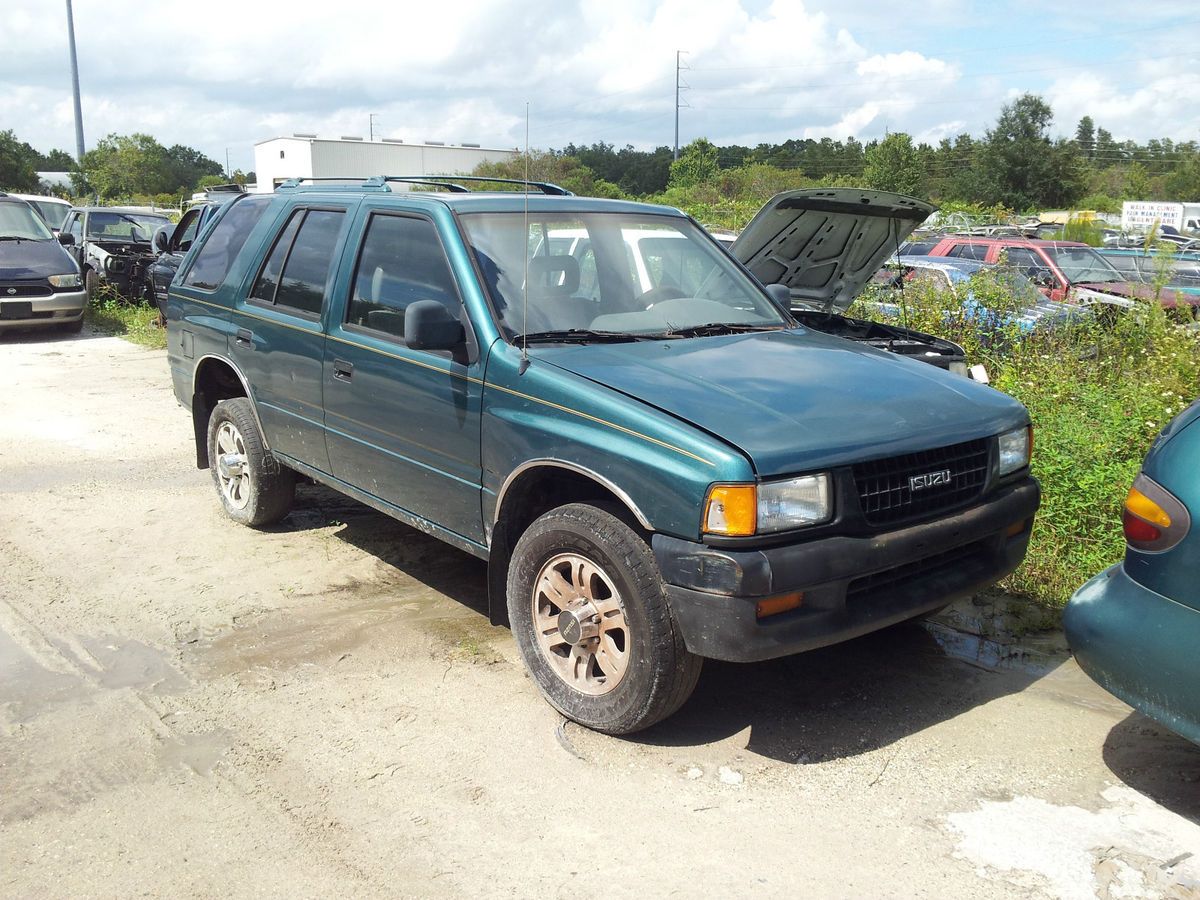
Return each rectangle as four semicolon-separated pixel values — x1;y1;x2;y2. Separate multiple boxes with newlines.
85;211;169;242
0;201;54;240
1047;246;1123;284
458;212;787;339
27;199;70;230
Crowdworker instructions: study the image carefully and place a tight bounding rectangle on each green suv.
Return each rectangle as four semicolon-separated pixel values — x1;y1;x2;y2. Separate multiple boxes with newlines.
166;177;1040;734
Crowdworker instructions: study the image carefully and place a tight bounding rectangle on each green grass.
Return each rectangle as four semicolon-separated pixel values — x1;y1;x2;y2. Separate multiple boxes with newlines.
85;287;166;350
849;269;1200;607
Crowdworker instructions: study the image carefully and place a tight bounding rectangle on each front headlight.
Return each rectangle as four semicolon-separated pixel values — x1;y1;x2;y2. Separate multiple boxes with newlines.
704;473;832;536
998;425;1032;476
48;273;82;288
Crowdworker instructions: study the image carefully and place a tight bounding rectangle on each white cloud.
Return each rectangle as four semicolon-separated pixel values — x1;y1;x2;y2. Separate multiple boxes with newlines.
0;0;1192;173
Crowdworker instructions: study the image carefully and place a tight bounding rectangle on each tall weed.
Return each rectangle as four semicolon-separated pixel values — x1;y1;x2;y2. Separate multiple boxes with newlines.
853;271;1200;606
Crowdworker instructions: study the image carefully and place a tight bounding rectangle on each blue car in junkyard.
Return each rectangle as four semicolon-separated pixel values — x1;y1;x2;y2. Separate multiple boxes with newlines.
1064;399;1200;744
1094;248;1200;299
872;255;1088;334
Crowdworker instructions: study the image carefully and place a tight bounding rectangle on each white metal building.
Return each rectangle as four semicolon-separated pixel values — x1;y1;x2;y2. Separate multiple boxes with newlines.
253;135;520;191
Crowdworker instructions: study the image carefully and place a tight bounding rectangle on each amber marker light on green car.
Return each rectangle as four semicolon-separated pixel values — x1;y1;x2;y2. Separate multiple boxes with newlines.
704;474;832;536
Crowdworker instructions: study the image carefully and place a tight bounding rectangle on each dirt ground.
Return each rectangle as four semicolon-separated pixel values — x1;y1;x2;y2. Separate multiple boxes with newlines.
2;328;1198;899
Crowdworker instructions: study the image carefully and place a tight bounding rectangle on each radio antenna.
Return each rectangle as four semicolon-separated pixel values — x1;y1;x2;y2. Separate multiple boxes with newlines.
519;102;531;375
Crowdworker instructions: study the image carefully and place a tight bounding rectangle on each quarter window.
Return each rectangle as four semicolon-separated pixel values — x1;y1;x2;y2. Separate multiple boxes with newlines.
346;214;460;339
249;211;304;305
183;195;271;290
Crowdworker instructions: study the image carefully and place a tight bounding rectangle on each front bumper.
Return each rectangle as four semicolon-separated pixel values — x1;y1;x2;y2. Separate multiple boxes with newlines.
0;289;87;330
654;477;1039;662
1064;564;1200;745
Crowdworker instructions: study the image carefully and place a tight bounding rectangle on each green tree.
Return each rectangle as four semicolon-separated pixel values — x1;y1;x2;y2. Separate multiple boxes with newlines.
975;94;1085;210
863;132;924;196
1074;116;1096;159
471;151;622;197
0;129;42;191
78;133;172;198
668;138;719;189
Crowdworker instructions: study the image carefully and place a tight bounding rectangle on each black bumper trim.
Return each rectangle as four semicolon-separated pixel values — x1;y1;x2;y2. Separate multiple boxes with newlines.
653;477;1039;662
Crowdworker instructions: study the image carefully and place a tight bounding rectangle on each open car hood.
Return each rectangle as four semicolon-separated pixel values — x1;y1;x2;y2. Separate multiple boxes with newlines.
731;188;936;313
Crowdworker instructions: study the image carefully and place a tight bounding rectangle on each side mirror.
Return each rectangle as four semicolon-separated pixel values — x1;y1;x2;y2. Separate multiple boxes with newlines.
764;283;791;308
58;232;75;247
404;300;465;351
152;226;170;253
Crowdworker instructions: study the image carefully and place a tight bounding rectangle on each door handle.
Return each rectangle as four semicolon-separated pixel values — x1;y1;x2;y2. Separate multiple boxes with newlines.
332;359;354;381
235;328;253;346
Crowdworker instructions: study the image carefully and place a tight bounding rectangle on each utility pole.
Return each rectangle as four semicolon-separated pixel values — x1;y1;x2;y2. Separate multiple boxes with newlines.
65;0;85;160
225;148;231;179
674;51;688;161
369;113;378;141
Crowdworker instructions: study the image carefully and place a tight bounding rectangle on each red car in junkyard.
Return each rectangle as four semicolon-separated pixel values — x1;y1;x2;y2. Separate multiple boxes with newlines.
921;236;1194;310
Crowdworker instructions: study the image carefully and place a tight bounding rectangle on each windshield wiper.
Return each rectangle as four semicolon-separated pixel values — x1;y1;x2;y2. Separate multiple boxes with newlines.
659;322;786;338
0;235;28;242
515;329;653;344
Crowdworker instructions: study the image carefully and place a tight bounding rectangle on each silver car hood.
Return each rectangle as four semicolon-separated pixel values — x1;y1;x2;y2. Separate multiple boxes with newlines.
731;188;936;313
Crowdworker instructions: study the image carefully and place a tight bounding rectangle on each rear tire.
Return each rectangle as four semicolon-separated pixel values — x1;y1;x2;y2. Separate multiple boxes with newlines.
206;398;295;527
507;503;701;734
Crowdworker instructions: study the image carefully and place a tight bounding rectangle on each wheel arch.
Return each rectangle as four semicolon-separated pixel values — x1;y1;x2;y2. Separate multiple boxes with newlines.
486;460;655;627
190;354;264;469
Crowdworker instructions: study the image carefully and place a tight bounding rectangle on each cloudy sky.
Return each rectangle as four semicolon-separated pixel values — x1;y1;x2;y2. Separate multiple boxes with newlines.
3;0;1198;174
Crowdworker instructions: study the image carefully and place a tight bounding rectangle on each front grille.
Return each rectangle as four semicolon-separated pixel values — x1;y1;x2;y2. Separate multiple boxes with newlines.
853;438;989;527
846;538;987;601
0;283;52;298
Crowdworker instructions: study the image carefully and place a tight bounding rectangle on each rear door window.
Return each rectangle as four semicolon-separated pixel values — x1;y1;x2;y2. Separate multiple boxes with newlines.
261;209;346;317
183;195;272;290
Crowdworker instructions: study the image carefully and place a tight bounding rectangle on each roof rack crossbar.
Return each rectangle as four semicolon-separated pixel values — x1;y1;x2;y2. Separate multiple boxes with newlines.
379;175;573;196
275;175;574;196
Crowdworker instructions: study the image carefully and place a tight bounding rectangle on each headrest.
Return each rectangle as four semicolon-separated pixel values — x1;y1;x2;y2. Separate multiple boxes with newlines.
528;255;581;296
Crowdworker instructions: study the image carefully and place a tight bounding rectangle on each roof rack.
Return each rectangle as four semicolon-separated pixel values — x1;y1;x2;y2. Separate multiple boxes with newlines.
275;175;573;196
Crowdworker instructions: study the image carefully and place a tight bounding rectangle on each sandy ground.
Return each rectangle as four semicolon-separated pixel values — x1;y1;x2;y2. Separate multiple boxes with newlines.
1;327;1198;899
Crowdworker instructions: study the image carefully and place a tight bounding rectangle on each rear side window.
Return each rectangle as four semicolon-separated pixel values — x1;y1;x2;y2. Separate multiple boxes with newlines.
346;214;460;339
272;210;345;315
947;243;989;260
249;211;304;305
183;196;272;290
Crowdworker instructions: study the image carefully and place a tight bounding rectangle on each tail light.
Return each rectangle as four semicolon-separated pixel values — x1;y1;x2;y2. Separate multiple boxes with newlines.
1123;473;1191;553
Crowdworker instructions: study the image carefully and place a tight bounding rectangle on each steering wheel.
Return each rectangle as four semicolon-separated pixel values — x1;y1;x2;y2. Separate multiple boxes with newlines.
637;285;686;309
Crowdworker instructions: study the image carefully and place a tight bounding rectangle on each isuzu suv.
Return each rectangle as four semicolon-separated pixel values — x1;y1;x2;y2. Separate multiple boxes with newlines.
166;178;1040;734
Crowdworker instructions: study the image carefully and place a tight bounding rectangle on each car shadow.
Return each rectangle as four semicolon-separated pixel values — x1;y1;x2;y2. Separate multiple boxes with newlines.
1103;712;1200;825
0;324;103;343
276;483;489;617
276;483;1056;763
632;624;1053;762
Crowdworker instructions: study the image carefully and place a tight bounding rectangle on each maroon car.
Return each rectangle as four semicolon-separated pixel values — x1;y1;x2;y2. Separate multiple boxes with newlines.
923;236;1193;310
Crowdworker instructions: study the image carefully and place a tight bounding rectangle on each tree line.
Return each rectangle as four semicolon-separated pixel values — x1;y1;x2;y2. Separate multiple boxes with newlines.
0;129;252;204
483;94;1199;224
3;94;1196;219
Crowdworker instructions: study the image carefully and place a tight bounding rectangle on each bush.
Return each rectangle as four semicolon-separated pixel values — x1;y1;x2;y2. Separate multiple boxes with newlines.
85;285;166;349
849;269;1200;606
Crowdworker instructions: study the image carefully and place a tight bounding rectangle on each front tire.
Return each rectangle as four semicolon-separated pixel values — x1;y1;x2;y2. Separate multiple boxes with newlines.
507;503;702;734
206;398;295;527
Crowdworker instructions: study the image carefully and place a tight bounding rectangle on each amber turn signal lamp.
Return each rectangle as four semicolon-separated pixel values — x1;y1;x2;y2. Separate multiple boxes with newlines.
756;592;804;620
704;485;757;536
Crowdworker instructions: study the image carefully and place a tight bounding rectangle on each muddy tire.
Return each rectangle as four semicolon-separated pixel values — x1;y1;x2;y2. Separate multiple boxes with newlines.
507;503;702;735
84;269;99;303
206;398;295;527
